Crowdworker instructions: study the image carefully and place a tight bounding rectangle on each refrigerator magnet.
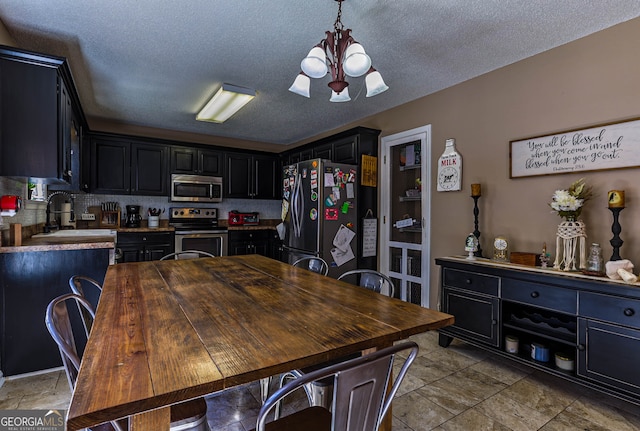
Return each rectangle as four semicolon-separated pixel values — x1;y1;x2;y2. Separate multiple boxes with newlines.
325;173;335;187
311;169;317;179
341;201;350;214
310;208;318;220
325;196;335;207
311;191;318;201
332;187;340;200
346;183;355;199
302;168;307;178
325;208;339;220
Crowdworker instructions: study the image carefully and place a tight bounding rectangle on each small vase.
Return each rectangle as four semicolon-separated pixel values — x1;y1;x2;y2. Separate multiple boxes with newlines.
553;219;587;271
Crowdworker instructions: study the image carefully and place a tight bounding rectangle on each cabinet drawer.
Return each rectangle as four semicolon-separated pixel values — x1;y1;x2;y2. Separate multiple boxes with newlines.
442;268;499;296
580;292;640;329
502;279;576;314
117;232;173;245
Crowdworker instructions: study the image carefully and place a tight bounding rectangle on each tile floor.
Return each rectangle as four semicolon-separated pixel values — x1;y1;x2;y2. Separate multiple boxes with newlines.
1;331;639;430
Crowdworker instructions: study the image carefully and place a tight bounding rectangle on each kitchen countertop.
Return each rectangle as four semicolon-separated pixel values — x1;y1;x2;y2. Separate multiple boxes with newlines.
0;235;116;253
0;221;282;253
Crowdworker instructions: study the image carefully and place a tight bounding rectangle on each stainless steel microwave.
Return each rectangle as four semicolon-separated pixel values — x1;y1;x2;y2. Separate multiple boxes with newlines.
171;174;223;202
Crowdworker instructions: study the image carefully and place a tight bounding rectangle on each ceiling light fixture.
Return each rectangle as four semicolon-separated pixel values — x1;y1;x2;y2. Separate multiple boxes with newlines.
289;0;388;102
196;83;256;123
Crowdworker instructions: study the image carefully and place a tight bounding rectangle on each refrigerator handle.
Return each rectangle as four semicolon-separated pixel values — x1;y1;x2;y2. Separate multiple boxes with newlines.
290;173;300;237
290;174;297;236
294;173;303;237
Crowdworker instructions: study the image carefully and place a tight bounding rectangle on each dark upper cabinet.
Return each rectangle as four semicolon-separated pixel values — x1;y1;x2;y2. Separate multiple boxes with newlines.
332;136;358;164
0;46;86;184
131;143;168;195
225;152;279;199
282;127;377;166
90;138;130;194
312;143;332;160
170;146;222;176
90;135;168;195
50;80;84;192
299;148;313;161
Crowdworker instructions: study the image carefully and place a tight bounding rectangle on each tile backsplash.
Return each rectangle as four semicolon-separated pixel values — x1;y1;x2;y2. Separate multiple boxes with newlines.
0;177;281;232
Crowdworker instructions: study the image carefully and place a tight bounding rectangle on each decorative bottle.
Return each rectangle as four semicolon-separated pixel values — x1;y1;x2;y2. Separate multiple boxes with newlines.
585;243;604;275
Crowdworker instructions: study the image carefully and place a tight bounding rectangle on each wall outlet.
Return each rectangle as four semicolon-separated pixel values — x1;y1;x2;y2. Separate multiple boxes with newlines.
81;213;96;221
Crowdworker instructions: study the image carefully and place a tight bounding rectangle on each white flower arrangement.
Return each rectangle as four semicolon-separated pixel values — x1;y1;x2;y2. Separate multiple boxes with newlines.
549;178;592;220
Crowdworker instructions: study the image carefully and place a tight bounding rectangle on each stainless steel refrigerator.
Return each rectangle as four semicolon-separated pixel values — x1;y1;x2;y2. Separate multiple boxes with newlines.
281;159;359;278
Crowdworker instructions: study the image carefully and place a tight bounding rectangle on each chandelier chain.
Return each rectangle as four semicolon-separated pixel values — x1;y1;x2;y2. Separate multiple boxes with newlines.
334;0;344;32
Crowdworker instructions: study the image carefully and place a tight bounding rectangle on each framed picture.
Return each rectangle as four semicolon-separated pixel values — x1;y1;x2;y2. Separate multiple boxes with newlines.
510;117;640;178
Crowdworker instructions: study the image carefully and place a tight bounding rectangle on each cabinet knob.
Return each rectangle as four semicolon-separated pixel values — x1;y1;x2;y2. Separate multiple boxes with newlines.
530;291;540;298
465;279;472;284
624;308;635;317
577;344;586;351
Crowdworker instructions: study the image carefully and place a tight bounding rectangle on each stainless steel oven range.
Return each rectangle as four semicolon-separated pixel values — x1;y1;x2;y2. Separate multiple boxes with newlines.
170;207;228;256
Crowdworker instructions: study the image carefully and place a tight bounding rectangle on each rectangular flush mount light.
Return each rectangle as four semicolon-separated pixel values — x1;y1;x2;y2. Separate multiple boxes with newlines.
196;83;256;123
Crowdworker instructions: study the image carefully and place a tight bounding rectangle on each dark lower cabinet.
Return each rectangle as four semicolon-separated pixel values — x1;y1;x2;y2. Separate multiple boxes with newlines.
228;230;276;258
269;230;284;262
0;248;110;376
578;319;640;395
437;257;640;405
117;231;174;262
440;286;499;347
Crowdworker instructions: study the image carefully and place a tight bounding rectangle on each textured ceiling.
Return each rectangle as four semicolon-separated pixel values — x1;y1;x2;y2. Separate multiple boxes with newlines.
0;1;639;146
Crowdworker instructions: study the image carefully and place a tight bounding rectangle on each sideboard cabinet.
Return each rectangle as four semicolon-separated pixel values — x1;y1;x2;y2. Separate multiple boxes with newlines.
437;256;640;405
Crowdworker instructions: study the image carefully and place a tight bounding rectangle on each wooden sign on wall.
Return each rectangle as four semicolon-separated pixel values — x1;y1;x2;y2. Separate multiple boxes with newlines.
510;118;640;178
361;154;377;187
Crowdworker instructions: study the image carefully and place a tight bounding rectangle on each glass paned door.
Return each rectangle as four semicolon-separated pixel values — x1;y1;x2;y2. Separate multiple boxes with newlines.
381;126;431;307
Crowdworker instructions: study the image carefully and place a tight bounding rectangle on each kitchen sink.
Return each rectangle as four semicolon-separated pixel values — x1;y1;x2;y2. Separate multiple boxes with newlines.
32;229;116;238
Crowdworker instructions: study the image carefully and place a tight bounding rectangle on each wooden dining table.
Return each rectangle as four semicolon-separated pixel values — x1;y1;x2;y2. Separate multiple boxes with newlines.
66;254;453;431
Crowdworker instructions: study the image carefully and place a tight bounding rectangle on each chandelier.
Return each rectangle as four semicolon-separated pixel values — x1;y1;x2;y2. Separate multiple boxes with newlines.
289;0;388;102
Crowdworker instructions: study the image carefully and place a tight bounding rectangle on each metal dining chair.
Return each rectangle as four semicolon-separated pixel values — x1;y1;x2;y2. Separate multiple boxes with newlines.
160;250;216;260
258;341;419;431
337;269;396;298
45;293;209;431
291;256;329;276
69;275;103;337
274;269;396;414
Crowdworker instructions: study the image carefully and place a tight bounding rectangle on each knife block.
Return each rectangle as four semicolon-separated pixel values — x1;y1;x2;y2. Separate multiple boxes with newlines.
100;210;121;228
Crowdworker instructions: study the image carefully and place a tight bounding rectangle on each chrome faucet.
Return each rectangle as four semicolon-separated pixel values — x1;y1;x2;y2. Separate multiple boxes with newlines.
45;191;75;233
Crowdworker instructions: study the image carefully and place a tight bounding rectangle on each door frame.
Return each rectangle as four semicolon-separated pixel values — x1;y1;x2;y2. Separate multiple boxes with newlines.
380;125;431;307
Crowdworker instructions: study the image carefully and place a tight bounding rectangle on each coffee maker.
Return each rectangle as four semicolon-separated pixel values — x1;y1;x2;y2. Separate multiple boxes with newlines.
125;205;142;228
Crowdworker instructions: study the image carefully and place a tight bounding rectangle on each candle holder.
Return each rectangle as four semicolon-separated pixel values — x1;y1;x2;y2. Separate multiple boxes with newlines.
609;207;624;261
471;195;483;257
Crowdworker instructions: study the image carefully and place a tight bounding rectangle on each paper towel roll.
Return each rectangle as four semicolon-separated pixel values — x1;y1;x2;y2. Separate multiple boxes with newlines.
61;202;76;227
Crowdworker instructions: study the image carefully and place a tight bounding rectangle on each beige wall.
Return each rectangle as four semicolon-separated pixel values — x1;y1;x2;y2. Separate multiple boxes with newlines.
0;18;15;46
354;18;640;307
